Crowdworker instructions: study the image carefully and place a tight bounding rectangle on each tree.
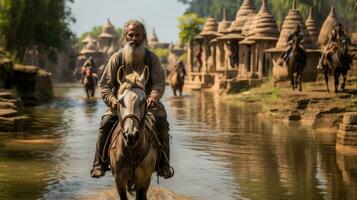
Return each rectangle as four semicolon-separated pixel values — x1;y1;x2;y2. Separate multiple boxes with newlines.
177;13;205;45
0;0;75;62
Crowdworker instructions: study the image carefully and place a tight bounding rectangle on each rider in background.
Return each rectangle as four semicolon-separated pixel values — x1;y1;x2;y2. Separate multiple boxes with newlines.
81;57;98;84
319;23;352;70
280;24;305;64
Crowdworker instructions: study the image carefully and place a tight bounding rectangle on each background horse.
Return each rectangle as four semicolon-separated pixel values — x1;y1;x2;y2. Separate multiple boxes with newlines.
286;38;307;91
82;67;97;98
169;62;185;96
322;37;351;93
109;66;158;200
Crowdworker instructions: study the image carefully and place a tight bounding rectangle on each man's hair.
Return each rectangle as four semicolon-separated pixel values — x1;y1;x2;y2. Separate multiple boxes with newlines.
119;20;148;47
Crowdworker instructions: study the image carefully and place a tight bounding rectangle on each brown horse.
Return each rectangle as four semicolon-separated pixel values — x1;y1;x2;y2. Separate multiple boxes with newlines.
169;62;185;96
321;37;351;93
109;66;158;200
286;37;307;91
82;67;97;98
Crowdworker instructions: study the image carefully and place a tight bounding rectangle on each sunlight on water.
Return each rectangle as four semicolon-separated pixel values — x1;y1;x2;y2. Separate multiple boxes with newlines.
0;83;356;200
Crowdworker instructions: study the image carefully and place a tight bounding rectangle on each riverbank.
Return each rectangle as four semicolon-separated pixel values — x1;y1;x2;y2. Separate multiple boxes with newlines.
0;53;53;131
223;76;357;134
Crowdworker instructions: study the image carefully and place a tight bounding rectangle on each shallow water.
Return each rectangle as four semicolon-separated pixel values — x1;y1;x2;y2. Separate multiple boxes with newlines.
0;83;356;200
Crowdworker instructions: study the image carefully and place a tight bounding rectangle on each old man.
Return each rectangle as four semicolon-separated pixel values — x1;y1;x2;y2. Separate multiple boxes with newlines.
90;20;174;179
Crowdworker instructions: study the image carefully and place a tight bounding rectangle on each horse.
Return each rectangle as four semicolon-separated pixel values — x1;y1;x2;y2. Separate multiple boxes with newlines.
109;66;158;200
169;62;185;96
82;67;97;98
286;37;307;91
321;37;351;93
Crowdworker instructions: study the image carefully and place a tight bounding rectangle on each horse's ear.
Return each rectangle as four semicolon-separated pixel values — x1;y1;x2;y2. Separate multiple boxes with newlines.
117;65;126;84
139;65;150;85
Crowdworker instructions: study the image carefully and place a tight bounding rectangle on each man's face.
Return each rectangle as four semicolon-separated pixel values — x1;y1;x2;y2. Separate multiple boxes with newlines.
336;25;341;32
126;24;143;46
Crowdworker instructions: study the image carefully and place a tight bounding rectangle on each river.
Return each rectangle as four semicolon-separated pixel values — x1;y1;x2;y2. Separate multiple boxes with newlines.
0;83;356;200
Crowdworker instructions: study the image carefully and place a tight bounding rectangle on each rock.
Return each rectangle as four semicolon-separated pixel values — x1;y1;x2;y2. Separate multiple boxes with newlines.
296;99;310;110
343;112;357;125
337;112;357;149
288;112;301;121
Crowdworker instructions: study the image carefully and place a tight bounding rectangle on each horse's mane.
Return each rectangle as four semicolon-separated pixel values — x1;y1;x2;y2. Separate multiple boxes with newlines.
118;72;145;95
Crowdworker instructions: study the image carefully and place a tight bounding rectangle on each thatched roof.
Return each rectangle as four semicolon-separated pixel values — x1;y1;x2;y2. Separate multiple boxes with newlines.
80;40;99;54
275;0;315;49
248;0;279;41
149;28;159;43
242;13;256;37
227;0;256;34
305;7;320;46
98;19;118;39
218;9;231;34
81;34;94;44
318;7;338;48
200;16;219;37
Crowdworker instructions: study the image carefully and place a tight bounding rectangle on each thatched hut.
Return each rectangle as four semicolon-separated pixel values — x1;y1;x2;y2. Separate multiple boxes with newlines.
219;0;257;69
239;0;279;79
78;39;105;72
98;19;119;57
305;7;320;45
266;0;320;83
187;16;219;89
318;7;339;48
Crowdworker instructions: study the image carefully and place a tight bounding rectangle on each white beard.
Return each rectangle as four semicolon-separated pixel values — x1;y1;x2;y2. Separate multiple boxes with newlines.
123;43;145;68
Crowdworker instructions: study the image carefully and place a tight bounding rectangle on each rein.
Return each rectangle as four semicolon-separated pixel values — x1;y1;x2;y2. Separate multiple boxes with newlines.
113;98;154;192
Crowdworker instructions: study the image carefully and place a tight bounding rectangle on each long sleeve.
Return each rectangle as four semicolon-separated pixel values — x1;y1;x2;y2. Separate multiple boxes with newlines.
99;52;121;109
148;52;165;101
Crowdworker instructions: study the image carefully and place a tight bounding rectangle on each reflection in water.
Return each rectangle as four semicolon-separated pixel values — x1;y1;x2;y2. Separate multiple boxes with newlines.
0;84;356;200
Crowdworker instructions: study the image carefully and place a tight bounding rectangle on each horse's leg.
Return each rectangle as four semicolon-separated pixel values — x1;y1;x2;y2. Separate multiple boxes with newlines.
172;87;177;96
334;69;339;93
115;178;128;200
85;88;90;98
341;71;347;92
298;72;302;92
324;68;329;93
135;180;150;200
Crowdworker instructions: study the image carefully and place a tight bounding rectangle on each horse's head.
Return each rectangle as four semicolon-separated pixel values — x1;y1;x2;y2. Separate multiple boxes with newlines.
340;37;349;54
116;65;150;147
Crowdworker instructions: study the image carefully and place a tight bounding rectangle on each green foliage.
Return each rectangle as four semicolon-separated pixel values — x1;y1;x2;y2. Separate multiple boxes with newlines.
177;13;205;44
0;0;75;61
152;48;169;58
178;0;356;27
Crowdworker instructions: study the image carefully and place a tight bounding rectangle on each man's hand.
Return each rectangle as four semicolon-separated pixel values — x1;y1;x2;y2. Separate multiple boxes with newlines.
111;99;118;111
147;97;157;108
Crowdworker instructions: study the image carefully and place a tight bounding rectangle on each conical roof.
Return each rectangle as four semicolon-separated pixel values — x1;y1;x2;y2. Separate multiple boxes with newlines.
276;0;314;49
200;16;219;37
80;40;99;54
218;9;231;33
318;7;338;48
305;7;320;46
149;28;159;43
242;13;256;37
99;19;118;39
82;34;94;44
249;0;279;41
227;0;256;33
